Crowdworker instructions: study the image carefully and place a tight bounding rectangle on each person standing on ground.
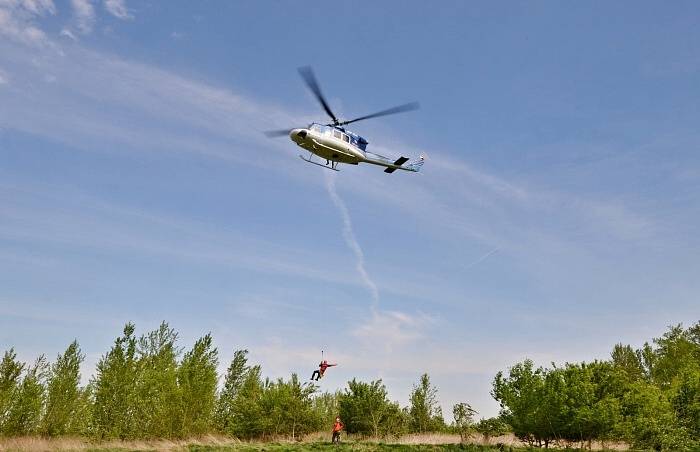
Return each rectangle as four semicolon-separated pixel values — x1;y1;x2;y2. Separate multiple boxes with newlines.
332;416;344;444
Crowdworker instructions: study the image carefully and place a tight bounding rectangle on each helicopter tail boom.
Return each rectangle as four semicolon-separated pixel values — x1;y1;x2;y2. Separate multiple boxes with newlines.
383;154;425;173
407;154;426;172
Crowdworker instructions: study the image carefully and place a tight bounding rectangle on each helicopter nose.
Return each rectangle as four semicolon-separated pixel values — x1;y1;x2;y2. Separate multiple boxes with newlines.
290;129;307;141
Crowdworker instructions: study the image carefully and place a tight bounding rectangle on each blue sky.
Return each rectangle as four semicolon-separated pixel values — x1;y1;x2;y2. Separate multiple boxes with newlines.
1;0;699;418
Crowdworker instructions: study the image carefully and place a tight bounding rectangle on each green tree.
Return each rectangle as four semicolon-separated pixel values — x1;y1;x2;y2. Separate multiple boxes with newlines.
0;349;24;434
647;323;700;389
42;340;85;436
132;321;181;438
474;417;509;445
215;349;250;434
260;374;318;439
312;390;341;430
339;379;405;437
452;402;477;442
408;373;445;433
177;333;218;436
611;344;645;382
4;356;47;435
228;365;265;439
91;322;138;439
672;368;700;438
492;359;553;447
71;384;93;436
618;381;694;450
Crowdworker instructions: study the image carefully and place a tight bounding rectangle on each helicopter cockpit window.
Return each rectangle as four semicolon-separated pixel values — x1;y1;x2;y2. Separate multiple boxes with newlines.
342;134;350;143
333;130;342;139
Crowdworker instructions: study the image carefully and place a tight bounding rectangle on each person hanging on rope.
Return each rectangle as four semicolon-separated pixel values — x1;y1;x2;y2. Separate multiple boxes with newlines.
310;359;337;381
331;416;344;444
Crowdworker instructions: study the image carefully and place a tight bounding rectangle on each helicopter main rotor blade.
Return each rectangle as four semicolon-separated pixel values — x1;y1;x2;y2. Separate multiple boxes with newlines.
298;66;339;125
264;128;295;138
337;102;420;126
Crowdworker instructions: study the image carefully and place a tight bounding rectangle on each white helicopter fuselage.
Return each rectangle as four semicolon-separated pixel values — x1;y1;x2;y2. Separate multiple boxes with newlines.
290;127;363;165
289;123;424;173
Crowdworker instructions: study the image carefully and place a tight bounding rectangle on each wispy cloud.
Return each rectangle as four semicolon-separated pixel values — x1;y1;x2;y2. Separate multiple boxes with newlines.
0;0;55;46
103;0;130;20
354;310;435;351
59;27;77;40
69;0;95;34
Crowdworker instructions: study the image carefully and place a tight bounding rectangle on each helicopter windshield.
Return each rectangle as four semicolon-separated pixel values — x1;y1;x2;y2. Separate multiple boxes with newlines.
310;124;329;135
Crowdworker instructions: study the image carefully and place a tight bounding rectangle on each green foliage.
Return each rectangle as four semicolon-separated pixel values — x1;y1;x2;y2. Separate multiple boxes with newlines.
91;322;138;439
4;356;47;436
492;359;551;447
0;349;24;435
1;320;699;448
672;368;700;438
617;380;693;450
493;321;700;450
474;417;509;444
42;340;85;436
227;365;265;438
132;321;181;438
452;402;477;442
408;374;445;433
648;324;700;388
312;390;341;428
215;349;250;434
339;379;406;437
259;374;319;439
610;343;644;382
178;334;219;437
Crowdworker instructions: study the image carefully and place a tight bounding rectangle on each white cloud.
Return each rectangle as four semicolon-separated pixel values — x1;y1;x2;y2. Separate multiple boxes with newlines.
354;309;435;351
0;68;8;84
104;0;130;19
0;0;54;46
59;27;77;40
70;0;95;34
1;0;56;15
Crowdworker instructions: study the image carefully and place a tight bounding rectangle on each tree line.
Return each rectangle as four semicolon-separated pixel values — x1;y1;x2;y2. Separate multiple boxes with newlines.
1;320;698;451
0;322;462;440
492;322;700;450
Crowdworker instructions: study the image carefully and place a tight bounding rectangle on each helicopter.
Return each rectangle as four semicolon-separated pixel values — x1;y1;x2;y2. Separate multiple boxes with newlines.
265;67;425;173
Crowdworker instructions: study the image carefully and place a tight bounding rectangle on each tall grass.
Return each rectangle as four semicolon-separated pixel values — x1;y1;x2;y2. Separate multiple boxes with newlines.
0;433;630;451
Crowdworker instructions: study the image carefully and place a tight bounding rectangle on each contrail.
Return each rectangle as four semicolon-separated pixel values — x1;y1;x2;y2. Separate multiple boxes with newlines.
463;247;499;270
325;172;379;309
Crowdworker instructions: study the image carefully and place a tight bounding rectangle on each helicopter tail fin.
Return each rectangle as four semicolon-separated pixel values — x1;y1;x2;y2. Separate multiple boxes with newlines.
383;155;425;173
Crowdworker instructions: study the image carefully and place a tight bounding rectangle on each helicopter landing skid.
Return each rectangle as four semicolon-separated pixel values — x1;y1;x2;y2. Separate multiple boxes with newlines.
299;154;340;171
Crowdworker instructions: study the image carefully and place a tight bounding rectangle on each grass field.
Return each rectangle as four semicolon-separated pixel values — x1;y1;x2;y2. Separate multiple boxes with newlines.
0;434;631;452
0;440;518;452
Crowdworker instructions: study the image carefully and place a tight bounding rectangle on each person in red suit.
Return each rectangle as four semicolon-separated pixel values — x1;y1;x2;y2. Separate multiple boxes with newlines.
310;359;337;381
332;416;344;443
